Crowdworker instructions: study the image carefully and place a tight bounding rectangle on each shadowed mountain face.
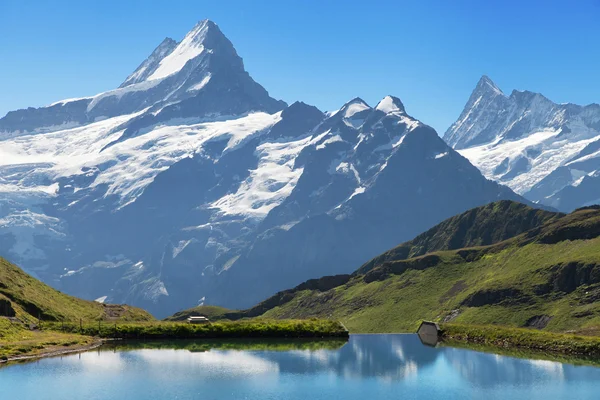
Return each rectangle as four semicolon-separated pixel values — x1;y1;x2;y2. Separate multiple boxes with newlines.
0;22;531;318
445;76;600;212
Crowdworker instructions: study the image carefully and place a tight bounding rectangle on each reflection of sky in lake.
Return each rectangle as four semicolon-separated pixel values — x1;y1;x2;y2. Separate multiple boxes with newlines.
2;334;600;400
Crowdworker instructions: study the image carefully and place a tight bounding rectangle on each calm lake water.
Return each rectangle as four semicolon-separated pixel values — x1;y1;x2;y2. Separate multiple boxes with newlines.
2;334;600;399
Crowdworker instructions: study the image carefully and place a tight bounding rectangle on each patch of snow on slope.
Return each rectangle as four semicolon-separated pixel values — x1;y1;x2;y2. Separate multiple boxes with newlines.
335;162;361;183
458;129;598;193
374;133;407;152
187;73;212;92
0;122;83;140
172;239;195;258
570;169;588;187
48;97;91;107
397;115;420;131
211;132;327;218
87;79;163;111
316;134;343;150
0;209;65;261
349;186;365;198
95;112;281;206
0;111;280;208
95;296;108;303
567;147;600;166
344;102;370;119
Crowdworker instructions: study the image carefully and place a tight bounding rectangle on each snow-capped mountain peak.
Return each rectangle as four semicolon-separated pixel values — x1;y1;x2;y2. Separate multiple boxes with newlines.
0;19;284;139
375;95;405;115
446;76;600;211
339;97;371;119
120;20;230;86
477;75;504;96
120;38;178;87
145;19;219;81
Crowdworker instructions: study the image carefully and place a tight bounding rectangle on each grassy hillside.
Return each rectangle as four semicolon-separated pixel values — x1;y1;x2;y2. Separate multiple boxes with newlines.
262;206;600;333
356;200;561;274
0;257;153;323
0;317;96;360
0;257;350;361
0;257;154;360
171;202;600;335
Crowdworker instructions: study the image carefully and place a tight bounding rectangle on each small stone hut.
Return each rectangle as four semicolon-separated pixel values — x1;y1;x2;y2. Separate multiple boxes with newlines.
417;321;440;347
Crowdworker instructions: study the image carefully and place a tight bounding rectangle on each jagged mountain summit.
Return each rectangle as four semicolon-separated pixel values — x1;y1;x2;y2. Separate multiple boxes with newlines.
445;76;600;211
1;21;530;317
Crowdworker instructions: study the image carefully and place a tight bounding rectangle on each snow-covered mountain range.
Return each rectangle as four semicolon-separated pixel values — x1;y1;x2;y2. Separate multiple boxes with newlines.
445;76;600;211
1;21;529;317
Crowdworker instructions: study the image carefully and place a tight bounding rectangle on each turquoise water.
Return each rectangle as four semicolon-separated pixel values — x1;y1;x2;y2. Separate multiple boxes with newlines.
2;334;600;399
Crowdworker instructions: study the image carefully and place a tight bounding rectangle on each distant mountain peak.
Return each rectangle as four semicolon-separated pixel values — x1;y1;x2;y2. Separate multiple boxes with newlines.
339;97;371;119
475;75;504;97
182;19;224;48
445;76;600;212
443;76;509;149
120;19;234;87
143;20;224;82
375;95;405;114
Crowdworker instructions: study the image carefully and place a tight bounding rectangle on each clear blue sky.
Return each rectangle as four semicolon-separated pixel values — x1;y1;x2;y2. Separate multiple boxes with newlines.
1;0;599;133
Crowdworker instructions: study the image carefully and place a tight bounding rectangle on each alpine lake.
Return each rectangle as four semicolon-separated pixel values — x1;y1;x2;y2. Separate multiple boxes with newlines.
2;334;600;399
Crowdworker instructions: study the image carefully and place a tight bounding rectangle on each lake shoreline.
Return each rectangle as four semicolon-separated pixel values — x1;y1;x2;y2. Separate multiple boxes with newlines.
1;319;348;364
50;319;350;340
439;323;600;357
1;339;103;365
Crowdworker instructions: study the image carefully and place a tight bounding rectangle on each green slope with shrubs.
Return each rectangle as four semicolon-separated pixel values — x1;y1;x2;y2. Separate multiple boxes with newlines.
0;257;154;360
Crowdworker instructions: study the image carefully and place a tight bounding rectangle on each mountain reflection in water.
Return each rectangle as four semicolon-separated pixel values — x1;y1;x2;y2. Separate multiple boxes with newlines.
2;335;600;400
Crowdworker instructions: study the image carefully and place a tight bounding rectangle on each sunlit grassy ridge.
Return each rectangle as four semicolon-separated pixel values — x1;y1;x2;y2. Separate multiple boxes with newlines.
262;214;600;332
